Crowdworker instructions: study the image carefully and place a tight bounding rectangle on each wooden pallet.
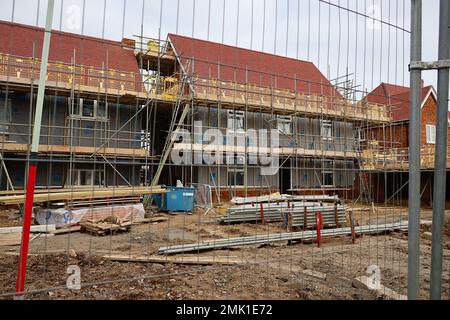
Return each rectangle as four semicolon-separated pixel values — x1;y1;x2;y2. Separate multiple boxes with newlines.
80;217;132;236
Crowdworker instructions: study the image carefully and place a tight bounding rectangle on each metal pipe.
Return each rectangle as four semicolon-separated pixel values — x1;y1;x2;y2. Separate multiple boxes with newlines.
15;0;55;300
408;0;422;301
158;221;409;254
430;0;449;300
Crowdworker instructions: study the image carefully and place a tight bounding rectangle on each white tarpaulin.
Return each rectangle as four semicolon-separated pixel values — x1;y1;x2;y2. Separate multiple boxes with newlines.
35;203;145;228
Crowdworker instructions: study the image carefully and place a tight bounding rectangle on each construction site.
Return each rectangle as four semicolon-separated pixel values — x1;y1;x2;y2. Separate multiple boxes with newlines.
0;0;448;301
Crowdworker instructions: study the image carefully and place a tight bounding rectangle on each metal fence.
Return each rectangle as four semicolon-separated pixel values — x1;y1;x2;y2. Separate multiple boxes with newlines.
0;0;448;301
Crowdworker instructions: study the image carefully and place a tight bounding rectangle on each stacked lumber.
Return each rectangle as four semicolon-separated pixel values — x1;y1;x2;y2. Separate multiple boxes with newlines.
80;217;132;236
0;186;166;205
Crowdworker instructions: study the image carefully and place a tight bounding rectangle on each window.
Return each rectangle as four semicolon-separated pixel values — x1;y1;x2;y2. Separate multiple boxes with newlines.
226;154;245;165
277;115;292;134
320;120;333;139
227;169;245;186
426;124;436;144
0;92;11;133
69;169;105;186
97;101;107;118
69;99;108;120
227;110;244;131
82;100;94;117
321;160;334;187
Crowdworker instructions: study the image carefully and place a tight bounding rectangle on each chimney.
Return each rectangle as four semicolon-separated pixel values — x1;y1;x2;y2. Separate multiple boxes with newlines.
122;38;135;50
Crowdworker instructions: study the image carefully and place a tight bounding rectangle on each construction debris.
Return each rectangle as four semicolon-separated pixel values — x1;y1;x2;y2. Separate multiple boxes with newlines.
158;221;408;254
353;276;407;300
80;217;132;236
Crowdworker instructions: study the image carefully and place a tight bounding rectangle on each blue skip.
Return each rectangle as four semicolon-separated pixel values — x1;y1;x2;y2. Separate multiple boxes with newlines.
152;186;195;213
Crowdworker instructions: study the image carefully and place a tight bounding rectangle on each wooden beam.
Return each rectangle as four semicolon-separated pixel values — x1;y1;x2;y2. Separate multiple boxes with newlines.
103;254;244;265
0;233;22;246
0;186;166;205
0;224;56;234
0;142;150;157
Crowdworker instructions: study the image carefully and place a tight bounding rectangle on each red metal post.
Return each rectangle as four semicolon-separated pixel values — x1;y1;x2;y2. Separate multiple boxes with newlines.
15;163;37;298
315;212;323;247
260;203;265;224
303;206;308;230
334;203;339;227
349;211;356;244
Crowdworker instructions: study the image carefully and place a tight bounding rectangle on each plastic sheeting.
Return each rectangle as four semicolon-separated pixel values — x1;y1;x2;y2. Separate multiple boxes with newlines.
35;203;145;228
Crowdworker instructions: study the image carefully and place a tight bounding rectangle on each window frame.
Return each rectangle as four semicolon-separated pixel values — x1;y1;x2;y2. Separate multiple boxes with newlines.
227;168;245;186
69;98;108;121
426;124;436;144
276;115;293;135
321;160;334;187
0;93;11;134
226;154;245;165
227;110;245;132
69;169;105;187
320;120;333;140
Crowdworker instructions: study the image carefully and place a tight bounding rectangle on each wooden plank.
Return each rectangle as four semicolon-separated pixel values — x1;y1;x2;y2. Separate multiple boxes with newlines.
0;187;149;196
0;224;56;234
0;187;166;205
0;142;150;157
50;226;82;235
131;217;168;224
103;254;244;265
0;232;22;246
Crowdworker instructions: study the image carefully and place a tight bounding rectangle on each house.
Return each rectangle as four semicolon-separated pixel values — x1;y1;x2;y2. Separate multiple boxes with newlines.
361;82;450;204
0;21;147;189
148;34;391;201
0;20;392;203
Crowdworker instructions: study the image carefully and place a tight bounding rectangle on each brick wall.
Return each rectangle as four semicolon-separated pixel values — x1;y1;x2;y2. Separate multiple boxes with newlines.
420;94;450;146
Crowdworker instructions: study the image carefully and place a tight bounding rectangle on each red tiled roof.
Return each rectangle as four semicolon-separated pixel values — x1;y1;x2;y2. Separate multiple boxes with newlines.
167;33;343;100
365;83;434;121
0;20;139;74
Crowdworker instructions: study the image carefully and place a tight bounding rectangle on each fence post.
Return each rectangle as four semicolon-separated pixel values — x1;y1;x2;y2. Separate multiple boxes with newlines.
430;0;449;300
259;202;264;225
408;0;422;301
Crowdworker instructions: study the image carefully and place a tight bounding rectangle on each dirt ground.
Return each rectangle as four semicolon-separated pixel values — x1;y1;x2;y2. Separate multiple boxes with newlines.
0;203;449;300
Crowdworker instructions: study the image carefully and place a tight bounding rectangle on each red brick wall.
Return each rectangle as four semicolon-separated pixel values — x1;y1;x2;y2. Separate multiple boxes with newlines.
420;94;450;145
366;123;408;148
366;94;449;149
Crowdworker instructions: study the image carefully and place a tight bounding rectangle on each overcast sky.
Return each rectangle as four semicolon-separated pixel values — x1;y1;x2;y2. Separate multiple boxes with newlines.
0;0;441;98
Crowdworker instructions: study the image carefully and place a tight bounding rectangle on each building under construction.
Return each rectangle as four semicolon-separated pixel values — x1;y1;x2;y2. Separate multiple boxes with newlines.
0;20;447;205
1;22;392;201
0;0;449;301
